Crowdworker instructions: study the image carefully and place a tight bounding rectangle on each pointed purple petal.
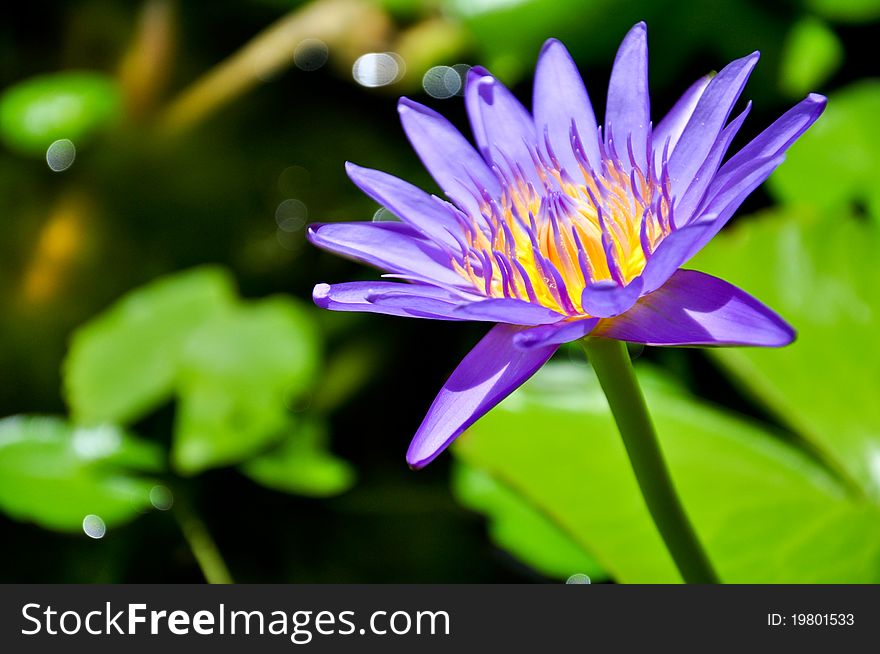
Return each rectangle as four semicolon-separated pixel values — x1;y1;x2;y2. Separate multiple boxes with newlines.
307;222;465;289
472;75;539;183
513;317;599;349
581;277;644;318
313;281;470;320
398;97;500;216
594;269;795;347
674;101;751;225
653;74;712;169
667;52;759;198
605;22;650;171
453;298;565;325
641;153;784;294
345;162;462;248
465;66;492;160
407;324;557;468
709;93;827;199
534;38;600;173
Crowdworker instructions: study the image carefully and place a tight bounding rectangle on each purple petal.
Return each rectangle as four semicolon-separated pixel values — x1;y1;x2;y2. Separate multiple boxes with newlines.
370;292;562;325
653;74;711;169
581;277;644;318
307;222;465;289
709;93;827;199
605;22;650;171
641;153;784;294
674;101;751;226
513;317;599;349
453;298;565;325
667;52;759;199
313;281;469;320
471;75;539;184
345;162;462;248
465;66;492;160
533;38;600;173
398;97;500;217
407;324;558;468
594;269;795;347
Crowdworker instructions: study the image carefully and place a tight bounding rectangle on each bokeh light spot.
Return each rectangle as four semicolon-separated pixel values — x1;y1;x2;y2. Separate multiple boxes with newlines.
352;53;404;88
275;198;308;232
82;514;106;539
566;573;592;584
149;485;174;511
46;138;76;172
422;65;463;99
294;38;329;71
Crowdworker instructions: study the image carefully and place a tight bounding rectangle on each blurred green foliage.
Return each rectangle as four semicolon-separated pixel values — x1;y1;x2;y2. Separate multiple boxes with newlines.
806;0;880;22
5;267;352;537
779;18;842;97
0;72;121;155
1;0;878;583
0;417;162;530
770;82;880;219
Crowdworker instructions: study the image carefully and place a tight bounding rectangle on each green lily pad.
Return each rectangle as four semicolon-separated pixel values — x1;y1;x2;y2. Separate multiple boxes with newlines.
241;418;355;497
0;71;122;156
454;362;880;583
64;267;236;426
452;462;607;581
64;267;324;476
693;205;880;500
173;297;320;474
0;416;162;532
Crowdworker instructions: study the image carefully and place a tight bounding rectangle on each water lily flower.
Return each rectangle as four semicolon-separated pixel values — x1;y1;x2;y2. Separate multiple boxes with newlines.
309;23;825;469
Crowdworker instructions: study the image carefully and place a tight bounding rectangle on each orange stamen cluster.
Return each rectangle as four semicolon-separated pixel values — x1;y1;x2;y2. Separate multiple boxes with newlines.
452;128;674;316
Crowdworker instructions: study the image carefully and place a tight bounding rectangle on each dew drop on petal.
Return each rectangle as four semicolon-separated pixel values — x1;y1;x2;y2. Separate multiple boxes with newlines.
46;139;76;172
82;514;106;539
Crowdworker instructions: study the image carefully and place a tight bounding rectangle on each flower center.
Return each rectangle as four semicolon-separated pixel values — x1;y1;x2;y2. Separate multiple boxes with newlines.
452;129;674;316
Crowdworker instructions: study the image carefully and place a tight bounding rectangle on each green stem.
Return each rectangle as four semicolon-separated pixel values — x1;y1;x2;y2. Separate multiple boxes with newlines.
173;498;234;584
580;337;720;584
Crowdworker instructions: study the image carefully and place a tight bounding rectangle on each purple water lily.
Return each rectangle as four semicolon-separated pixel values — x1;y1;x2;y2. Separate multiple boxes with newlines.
309;23;825;469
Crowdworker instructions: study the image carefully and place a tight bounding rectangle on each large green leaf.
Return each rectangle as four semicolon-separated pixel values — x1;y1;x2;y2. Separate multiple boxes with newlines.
452;462;607;581
769;81;880;220
693;206;880;499
0;416;162;532
173;297;320;474
241;418;355;497
454;362;880;583
0;72;121;155
64;267;236;426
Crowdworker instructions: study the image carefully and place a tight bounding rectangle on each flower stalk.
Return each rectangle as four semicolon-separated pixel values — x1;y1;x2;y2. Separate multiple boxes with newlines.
580;337;719;584
173;496;234;584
